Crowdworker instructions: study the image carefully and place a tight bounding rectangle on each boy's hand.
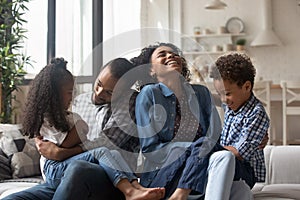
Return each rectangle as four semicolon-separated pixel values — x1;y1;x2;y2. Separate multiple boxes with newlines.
259;133;269;149
223;146;243;160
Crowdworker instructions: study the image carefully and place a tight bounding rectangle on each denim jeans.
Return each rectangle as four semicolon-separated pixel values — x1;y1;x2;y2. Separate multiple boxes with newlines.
44;147;136;188
53;160;125;200
146;137;254;200
2;160;125;200
204;150;253;200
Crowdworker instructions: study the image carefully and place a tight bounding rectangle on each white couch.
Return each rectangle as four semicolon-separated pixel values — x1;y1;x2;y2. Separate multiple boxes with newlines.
252;145;300;200
1;124;300;199
0;124;43;199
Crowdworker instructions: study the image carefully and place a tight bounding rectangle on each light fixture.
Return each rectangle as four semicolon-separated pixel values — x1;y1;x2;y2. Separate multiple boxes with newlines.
251;0;282;46
205;0;227;10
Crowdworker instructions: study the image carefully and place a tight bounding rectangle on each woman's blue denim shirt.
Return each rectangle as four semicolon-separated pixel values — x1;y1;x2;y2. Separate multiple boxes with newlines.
135;82;222;187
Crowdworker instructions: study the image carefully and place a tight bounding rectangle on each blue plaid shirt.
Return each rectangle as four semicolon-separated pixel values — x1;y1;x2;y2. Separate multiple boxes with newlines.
220;94;269;182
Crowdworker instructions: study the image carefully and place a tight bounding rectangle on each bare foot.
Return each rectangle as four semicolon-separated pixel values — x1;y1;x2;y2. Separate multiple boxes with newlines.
125;187;165;200
168;188;191;200
131;180;165;198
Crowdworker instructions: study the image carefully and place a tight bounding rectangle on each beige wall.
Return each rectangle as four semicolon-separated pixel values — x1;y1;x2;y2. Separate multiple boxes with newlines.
144;0;300;83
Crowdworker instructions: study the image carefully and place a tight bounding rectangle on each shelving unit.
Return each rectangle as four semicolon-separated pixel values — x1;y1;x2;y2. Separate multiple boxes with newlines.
183;51;231;55
181;32;246;56
181;32;247;84
181;32;245;38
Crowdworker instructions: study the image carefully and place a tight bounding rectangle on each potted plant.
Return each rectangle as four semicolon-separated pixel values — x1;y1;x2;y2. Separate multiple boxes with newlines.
0;0;31;123
236;38;247;51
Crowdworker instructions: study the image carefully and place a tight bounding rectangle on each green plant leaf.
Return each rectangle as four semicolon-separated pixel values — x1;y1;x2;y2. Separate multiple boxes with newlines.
0;0;32;123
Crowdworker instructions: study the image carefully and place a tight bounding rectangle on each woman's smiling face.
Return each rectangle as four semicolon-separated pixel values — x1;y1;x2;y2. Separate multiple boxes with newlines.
150;46;183;77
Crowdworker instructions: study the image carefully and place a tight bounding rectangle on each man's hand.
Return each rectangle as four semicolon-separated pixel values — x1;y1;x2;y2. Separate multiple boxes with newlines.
35;136;61;161
35;136;83;161
259;132;269;149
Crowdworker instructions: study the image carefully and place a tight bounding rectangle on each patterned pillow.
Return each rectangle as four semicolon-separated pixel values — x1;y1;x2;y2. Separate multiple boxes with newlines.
0;148;12;180
0;124;41;178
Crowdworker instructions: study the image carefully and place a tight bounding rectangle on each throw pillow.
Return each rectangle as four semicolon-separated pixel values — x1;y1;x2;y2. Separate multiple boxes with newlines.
10;140;41;178
0;124;23;157
0;124;41;178
0;149;12;180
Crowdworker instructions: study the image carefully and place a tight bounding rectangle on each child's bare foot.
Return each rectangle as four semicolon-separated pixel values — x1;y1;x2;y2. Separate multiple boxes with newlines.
125;187;165;200
131;180;165;198
117;179;165;200
168;188;191;200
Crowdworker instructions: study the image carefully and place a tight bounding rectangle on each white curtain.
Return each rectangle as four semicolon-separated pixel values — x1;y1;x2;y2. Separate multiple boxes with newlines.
56;0;93;77
23;0;48;77
24;0;142;76
103;0;141;63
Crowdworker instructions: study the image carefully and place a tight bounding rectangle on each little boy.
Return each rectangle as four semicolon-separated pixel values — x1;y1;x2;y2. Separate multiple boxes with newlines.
210;53;270;187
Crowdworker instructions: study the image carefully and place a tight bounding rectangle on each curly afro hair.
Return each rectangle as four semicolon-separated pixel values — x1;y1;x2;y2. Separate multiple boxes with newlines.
130;42;191;82
22;58;74;138
210;53;256;89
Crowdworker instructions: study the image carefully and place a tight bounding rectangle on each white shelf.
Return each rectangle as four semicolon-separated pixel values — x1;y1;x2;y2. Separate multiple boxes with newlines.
183;50;245;56
181;33;246;38
184;51;225;55
181;32;247;57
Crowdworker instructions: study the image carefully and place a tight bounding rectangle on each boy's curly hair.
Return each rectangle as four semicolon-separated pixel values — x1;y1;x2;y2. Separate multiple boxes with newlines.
130;42;191;81
22;58;74;138
210;53;256;89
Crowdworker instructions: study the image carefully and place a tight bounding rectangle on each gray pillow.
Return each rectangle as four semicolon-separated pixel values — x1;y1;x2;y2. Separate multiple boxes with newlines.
0;149;12;180
10;140;41;178
0;124;41;178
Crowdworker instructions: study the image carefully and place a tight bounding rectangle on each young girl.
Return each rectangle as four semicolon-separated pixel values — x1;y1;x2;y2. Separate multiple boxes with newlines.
22;57;164;200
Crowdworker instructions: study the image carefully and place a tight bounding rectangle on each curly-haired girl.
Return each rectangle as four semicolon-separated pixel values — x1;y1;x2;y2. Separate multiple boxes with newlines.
22;57;164;200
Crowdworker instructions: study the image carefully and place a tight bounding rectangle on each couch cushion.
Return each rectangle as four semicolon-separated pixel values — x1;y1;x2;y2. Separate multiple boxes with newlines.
262;184;300;192
0;124;41;179
0;177;43;199
269;146;300;184
252;182;266;192
253;184;300;200
262;145;274;184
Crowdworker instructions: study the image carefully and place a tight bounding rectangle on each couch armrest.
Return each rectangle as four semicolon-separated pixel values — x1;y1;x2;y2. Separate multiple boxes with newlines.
268;146;300;184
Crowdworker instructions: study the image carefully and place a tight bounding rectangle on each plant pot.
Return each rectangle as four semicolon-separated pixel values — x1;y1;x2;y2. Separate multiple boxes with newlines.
236;45;245;51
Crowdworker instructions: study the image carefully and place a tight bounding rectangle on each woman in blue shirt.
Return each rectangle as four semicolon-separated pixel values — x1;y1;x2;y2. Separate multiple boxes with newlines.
132;43;268;200
132;43;225;199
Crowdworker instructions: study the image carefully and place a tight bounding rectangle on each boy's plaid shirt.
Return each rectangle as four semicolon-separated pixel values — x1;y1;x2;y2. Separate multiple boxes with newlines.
220;94;270;182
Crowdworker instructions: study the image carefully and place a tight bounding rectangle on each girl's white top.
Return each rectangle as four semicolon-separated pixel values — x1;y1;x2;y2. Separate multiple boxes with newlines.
39;111;82;180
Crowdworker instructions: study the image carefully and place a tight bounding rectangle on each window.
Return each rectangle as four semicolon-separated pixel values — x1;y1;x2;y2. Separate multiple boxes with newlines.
103;0;141;63
56;0;93;77
23;0;47;78
23;0;141;93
